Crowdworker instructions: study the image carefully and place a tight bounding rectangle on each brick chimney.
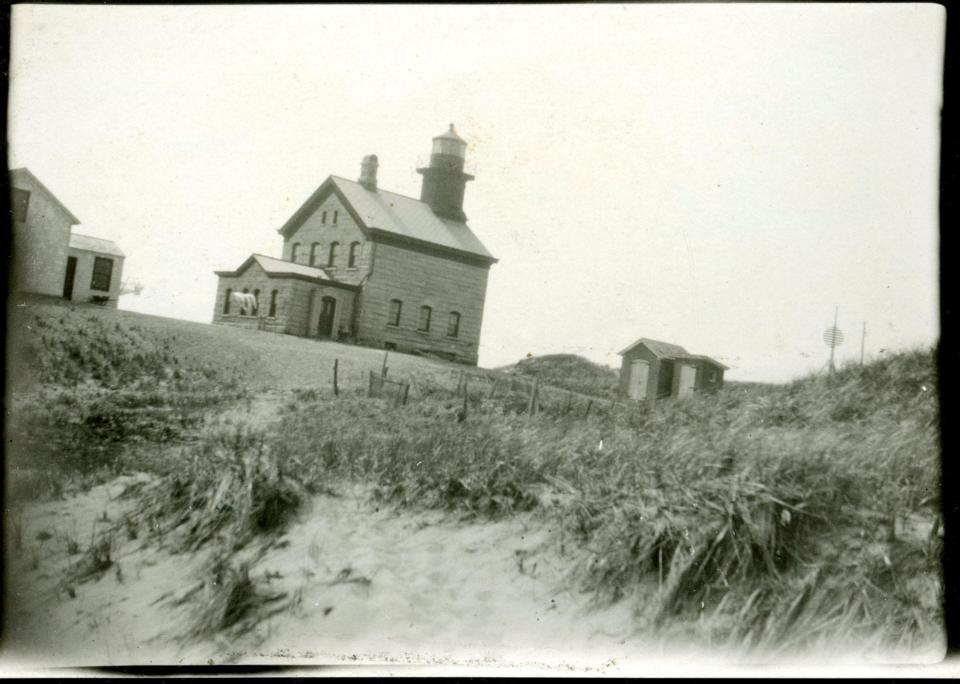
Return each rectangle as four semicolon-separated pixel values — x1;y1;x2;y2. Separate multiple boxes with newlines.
416;124;474;222
359;154;378;190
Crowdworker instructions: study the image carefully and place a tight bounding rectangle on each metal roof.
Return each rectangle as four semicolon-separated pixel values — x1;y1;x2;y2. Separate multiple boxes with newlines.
666;353;730;370
618;337;729;370
69;232;125;257
278;175;495;262
330;176;495;260
250;253;333;280
434;124;467;143
618;337;689;357
214;253;361;291
9;167;82;224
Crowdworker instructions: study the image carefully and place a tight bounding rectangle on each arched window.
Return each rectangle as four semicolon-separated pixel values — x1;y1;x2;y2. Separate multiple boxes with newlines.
348;241;361;268
328;241;339;267
447;311;461;338
268;290;279;318
321;210;327;224
290;243;301;263
309;242;321;266
388;299;402;327
418;305;432;332
224;288;232;314
253;289;260;316
333;210;339;225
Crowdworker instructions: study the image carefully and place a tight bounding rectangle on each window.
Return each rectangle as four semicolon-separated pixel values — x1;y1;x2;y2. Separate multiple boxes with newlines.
253;289;260;316
388;299;402;326
418;305;432;332
90;257;114;292
12;188;30;222
447;311;461;338
309;242;320;266
269;290;278;318
321;210;327;225
333;210;339;225
290;243;301;263
241;288;250;315
348;241;360;268
328;241;339;267
224;288;233;314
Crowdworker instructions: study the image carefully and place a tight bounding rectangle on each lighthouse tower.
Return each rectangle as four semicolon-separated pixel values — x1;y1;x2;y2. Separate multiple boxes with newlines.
417;124;474;222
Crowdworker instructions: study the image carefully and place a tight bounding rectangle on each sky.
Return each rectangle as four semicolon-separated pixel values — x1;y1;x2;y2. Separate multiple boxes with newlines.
8;4;944;382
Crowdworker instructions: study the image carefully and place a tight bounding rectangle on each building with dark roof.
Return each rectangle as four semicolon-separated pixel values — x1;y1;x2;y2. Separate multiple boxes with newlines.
9;167;125;307
618;337;728;400
212;126;497;364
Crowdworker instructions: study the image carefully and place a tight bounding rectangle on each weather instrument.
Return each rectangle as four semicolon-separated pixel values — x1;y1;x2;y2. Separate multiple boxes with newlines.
823;306;844;374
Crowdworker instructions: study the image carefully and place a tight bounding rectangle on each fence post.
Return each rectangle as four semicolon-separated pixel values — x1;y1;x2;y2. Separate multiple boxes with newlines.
527;377;540;416
333;359;339;397
462;373;469;422
381;351;389;378
402;383;410;406
585;399;592;418
368;370;376;398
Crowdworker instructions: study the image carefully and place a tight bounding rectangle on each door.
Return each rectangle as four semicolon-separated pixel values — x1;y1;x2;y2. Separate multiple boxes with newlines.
630;359;649;400
676;364;697;398
62;256;77;300
317;296;336;337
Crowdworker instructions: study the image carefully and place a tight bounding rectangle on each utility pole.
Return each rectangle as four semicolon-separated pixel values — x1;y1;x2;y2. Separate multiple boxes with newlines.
829;306;838;374
860;321;866;367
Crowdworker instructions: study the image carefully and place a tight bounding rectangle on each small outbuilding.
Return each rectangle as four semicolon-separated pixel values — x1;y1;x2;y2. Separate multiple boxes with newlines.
618;337;728;401
66;233;126;308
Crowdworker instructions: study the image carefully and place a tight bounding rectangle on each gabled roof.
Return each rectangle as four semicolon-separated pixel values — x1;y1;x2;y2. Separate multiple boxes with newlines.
618;337;729;370
216;253;333;280
618;337;689;357
670;353;730;371
277;175;496;263
9;167;82;224
69;232;125;257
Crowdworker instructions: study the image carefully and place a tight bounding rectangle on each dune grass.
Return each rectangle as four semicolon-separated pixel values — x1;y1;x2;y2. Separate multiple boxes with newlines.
9;304;940;657
6;306;247;500
119;342;941;657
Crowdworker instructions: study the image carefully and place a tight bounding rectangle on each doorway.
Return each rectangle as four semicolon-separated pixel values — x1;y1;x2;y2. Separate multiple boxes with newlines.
317;296;337;337
629;359;649;400
62;256;77;300
675;364;697;398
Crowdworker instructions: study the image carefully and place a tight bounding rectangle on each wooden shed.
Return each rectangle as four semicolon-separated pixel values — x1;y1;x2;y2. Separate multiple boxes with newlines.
618;337;728;401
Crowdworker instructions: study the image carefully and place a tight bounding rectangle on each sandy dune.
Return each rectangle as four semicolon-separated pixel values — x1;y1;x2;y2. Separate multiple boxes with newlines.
3;472;656;672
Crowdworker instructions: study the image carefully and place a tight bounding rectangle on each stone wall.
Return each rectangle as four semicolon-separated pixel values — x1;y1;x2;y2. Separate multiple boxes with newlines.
212;262;293;335
283;194;371;287
353;241;490;365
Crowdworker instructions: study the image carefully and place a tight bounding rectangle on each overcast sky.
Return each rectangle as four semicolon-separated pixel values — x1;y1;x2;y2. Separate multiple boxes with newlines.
8;4;944;382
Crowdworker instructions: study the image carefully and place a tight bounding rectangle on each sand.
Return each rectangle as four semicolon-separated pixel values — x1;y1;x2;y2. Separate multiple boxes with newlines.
2;471;658;673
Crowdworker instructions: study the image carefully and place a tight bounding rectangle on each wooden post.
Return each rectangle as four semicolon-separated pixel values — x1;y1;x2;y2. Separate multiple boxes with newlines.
462;373;469;422
402;383;410;406
333;359;339;397
585;399;592;418
527;377;540;416
381;351;389;378
368;370;375;398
